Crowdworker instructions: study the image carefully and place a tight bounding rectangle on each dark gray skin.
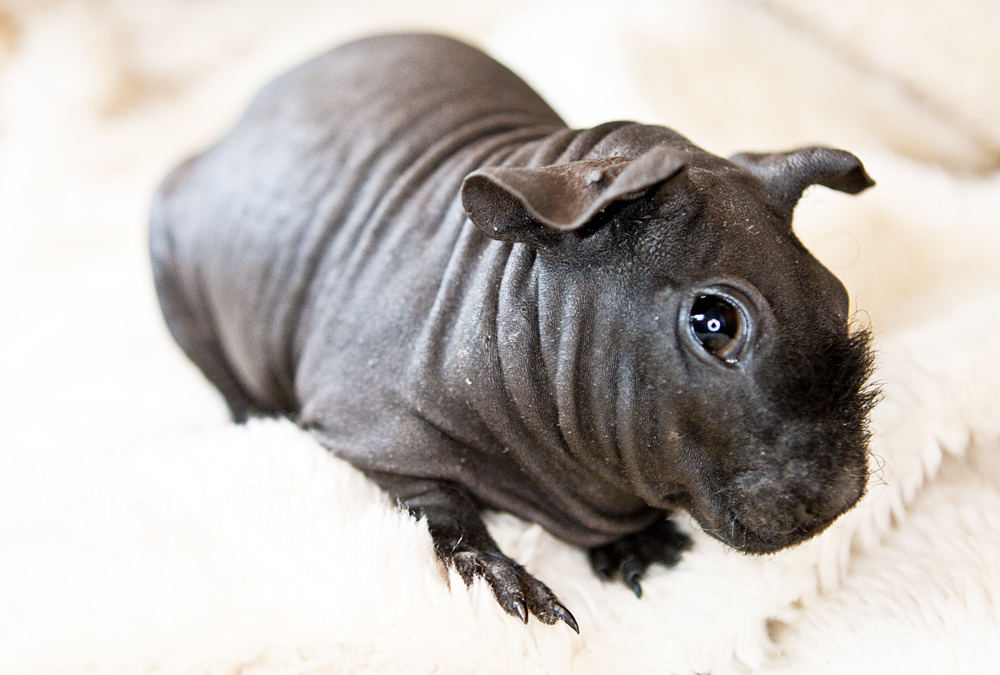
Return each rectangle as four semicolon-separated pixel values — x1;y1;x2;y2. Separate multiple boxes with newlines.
150;33;878;632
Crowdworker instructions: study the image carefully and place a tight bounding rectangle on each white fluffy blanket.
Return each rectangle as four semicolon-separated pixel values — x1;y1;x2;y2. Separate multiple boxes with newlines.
2;1;999;672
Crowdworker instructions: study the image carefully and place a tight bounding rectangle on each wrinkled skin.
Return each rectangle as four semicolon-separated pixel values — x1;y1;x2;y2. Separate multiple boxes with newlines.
150;34;878;632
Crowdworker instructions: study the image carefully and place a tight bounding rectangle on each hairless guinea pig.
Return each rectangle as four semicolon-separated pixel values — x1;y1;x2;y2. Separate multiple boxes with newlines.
150;33;879;631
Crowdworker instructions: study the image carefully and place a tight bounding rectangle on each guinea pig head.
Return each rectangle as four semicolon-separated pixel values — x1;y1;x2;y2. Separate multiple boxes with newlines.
461;142;879;555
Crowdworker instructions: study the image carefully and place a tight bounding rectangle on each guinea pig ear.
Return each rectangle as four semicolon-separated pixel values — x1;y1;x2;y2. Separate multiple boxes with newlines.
461;146;686;246
729;147;875;214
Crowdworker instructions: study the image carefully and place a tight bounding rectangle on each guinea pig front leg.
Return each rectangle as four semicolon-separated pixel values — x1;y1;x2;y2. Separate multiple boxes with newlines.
368;472;579;632
588;518;693;598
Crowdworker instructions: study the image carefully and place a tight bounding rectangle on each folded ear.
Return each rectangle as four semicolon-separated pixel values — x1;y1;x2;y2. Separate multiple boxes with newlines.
729;147;875;214
461;146;686;246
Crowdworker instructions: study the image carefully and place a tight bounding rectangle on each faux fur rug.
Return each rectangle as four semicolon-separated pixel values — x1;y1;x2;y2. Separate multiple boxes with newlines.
2;1;999;673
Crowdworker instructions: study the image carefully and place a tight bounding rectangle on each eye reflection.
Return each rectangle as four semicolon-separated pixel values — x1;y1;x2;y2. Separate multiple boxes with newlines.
690;295;743;360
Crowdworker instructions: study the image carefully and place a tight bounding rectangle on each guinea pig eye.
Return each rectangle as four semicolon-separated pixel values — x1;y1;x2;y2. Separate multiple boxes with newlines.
690;295;744;361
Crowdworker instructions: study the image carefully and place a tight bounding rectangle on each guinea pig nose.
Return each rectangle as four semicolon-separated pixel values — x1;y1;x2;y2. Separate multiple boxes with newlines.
727;461;866;549
728;470;809;540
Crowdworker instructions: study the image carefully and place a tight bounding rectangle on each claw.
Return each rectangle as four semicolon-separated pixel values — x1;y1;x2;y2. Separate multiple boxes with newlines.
625;575;643;599
553;602;580;634
511;598;528;624
621;555;644;598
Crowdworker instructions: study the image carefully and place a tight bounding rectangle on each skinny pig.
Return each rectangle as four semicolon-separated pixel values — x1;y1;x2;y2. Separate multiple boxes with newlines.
150;34;878;631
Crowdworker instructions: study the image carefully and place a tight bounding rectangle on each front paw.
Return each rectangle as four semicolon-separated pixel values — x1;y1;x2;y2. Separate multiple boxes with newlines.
588;518;692;598
450;550;579;633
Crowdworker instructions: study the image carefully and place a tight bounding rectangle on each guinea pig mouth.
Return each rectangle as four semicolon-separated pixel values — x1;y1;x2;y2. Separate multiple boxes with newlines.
701;468;867;554
705;508;845;555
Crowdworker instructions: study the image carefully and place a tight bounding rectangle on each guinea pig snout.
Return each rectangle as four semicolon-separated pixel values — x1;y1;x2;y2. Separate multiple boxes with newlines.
724;458;866;553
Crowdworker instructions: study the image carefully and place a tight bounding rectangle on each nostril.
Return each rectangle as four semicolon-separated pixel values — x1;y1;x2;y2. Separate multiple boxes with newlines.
786;500;814;531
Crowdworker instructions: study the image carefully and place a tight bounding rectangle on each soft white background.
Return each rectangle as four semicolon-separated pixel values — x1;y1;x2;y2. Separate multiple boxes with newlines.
1;1;999;672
